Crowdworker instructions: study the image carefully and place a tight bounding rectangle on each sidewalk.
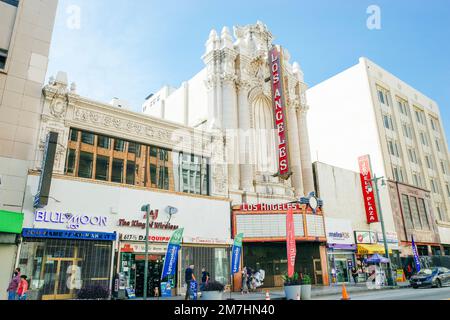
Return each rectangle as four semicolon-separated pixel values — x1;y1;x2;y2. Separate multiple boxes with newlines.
135;282;411;301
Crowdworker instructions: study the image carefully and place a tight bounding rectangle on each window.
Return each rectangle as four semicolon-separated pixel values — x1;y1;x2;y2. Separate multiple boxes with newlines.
402;124;412;139
436;205;444;221
78;152;93;178
418;199;430;230
408;148;418;164
441;161;448;175
383;114;394;130
388;140;400;157
149;146;158;157
430;179;438;194
111;159;124;183
176;153;209;195
425;155;433;170
95;156;109;181
126;161;136;185
65;149;76;174
417;245;428;256
420;132;428;146
435;139;441;152
150;164;157;185
97;135;110;149
70;129;79;142
393;166;404;182
397;99;409;115
412;173;419;187
159;149;169;161
377;86;391;106
410;196;422;230
0;0;19;70
415;109;425;125
158;165;169;190
128;142;141;156
446;184;450;197
114;139;125;152
401;194;414;230
81;132;95;145
430;118;437;131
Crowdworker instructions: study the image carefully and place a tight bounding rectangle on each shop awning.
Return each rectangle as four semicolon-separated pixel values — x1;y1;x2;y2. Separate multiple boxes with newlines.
0;210;24;234
357;244;392;255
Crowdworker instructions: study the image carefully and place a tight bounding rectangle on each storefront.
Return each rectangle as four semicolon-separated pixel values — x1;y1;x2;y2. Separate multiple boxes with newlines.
18;228;116;300
0;210;24;300
232;203;328;288
20;174;232;299
324;218;356;284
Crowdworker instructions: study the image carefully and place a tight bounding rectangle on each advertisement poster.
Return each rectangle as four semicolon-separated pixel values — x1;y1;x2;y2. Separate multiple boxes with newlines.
286;208;296;277
231;233;244;275
161;228;184;279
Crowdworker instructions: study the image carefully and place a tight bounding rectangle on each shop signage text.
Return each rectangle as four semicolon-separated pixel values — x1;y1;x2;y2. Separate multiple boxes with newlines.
118;218;179;231
327;231;351;242
23;228;116;241
240;203;304;212
269;46;291;180
120;234;170;242
34;211;108;230
358;155;379;223
355;231;377;244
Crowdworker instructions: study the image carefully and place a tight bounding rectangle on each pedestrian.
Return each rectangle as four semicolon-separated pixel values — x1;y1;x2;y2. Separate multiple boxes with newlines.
246;267;252;291
351;267;358;284
241;267;249;294
6;267;21;300
17;275;28;301
200;266;210;291
184;264;195;300
406;264;412;279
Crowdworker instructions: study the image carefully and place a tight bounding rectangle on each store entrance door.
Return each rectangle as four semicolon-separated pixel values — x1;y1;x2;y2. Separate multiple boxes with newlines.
134;255;164;297
41;257;82;300
334;259;349;283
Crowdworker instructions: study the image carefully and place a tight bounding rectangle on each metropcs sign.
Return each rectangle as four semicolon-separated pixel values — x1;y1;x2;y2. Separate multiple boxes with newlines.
269;46;291;180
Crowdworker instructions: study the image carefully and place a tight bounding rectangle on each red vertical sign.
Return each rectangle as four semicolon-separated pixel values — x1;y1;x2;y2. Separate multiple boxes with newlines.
269;46;291;179
358;155;379;223
286;208;296;277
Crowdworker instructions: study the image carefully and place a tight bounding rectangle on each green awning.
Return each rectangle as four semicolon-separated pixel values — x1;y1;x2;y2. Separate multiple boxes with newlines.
0;210;24;234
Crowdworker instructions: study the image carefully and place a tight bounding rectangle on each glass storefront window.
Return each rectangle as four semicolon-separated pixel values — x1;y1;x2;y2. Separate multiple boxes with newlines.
180;246;230;287
18;239;112;300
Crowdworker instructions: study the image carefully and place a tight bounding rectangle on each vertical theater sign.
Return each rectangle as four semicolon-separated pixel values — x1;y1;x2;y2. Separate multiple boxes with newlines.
358;155;379;223
269;46;291;180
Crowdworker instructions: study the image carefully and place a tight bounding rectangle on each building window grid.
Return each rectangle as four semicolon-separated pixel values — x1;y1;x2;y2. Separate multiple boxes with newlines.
401;194;414;230
64;128;210;195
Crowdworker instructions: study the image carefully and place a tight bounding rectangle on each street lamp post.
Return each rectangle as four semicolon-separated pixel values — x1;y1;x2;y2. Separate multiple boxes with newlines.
370;174;395;286
141;204;151;300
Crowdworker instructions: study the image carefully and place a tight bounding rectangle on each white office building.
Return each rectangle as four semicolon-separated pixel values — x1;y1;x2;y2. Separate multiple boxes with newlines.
307;57;450;255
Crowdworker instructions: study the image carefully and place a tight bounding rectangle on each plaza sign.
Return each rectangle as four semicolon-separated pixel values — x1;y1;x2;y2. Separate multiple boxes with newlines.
269;46;291;180
358;155;379;223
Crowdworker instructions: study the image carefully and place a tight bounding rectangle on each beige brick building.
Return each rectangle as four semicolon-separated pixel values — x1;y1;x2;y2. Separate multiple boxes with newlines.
0;0;58;300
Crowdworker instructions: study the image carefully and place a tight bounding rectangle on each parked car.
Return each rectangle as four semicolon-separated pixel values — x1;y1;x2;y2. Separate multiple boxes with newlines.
410;267;450;289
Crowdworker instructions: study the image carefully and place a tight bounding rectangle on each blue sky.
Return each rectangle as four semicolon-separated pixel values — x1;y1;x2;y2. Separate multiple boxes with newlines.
47;0;450;144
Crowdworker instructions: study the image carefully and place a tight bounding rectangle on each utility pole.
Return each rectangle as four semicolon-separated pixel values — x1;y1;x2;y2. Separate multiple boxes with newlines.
371;175;394;286
141;204;151;300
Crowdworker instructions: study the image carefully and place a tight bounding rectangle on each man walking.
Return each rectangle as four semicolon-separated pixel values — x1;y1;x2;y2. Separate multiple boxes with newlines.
6;268;21;300
185;264;195;300
200;267;210;291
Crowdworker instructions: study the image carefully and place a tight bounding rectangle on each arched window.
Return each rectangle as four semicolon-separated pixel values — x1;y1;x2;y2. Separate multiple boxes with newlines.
253;95;277;173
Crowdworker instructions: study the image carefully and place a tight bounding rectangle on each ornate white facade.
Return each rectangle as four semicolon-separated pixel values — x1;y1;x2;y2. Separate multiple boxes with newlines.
143;21;315;205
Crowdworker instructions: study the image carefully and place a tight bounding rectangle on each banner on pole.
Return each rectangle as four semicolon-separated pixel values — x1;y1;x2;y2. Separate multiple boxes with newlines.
411;236;421;272
161;228;184;279
286;208;296;277
231;233;244;275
